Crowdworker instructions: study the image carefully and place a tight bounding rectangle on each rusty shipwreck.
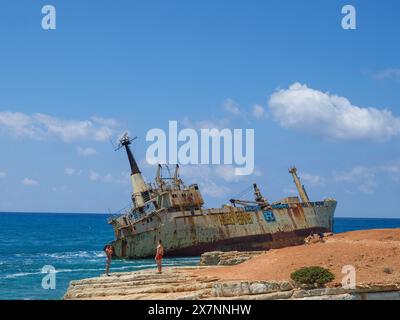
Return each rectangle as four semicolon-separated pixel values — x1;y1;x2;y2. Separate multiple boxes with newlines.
108;134;337;258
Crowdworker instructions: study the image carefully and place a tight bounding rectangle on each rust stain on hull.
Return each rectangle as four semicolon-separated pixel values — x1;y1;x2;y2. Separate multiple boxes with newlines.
114;226;329;259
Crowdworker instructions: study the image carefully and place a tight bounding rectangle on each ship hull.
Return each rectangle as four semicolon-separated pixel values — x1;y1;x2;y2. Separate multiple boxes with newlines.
159;226;329;256
111;200;336;259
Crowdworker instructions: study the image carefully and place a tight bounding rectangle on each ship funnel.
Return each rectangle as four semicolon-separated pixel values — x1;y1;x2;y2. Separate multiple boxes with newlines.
116;133;149;208
289;166;310;205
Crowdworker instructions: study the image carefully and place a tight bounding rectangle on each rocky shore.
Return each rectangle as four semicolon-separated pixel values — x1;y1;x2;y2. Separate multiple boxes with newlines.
199;250;268;266
63;267;400;300
64;229;400;300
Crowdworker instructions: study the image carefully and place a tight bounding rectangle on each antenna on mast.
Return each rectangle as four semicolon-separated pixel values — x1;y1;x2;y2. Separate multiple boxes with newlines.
115;132;140;175
114;132;137;151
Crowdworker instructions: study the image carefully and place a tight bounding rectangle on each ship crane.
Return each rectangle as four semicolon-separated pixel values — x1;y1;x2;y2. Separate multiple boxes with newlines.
229;199;269;207
289;166;310;206
230;183;270;209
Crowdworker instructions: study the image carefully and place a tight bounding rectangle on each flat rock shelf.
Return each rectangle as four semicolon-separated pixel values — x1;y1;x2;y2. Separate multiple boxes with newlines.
63;267;400;300
64;229;400;300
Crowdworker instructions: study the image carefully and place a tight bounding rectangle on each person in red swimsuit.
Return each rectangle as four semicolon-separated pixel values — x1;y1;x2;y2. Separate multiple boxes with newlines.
155;240;164;274
104;245;113;276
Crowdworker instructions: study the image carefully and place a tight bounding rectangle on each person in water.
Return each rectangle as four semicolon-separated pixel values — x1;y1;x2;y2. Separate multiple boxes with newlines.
104;245;113;276
155;240;164;274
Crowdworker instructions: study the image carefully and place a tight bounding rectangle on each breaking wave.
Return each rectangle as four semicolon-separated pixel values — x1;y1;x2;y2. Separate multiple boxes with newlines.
3;271;43;279
42;251;105;259
0;258;200;280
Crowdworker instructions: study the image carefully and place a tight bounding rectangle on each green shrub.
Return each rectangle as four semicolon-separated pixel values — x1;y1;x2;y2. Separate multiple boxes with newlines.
290;266;334;286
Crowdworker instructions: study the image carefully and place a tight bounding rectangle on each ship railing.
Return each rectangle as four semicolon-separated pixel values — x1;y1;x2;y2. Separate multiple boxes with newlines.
107;204;134;223
301;201;325;208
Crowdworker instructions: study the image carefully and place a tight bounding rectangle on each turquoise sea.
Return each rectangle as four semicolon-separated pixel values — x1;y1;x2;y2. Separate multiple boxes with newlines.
1;213;400;300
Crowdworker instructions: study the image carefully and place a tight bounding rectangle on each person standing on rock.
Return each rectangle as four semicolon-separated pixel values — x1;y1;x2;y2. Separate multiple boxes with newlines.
104;245;114;276
155;240;164;274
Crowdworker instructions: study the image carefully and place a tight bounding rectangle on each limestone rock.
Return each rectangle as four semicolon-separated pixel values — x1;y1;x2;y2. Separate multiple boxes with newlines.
64;267;400;300
199;251;267;266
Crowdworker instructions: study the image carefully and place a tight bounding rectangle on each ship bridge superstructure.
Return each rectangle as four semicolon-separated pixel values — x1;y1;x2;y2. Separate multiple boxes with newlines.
108;134;205;237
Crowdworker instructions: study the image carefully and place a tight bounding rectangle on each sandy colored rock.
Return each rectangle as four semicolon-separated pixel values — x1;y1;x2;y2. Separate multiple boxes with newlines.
199;251;267;266
191;229;400;286
64;267;220;300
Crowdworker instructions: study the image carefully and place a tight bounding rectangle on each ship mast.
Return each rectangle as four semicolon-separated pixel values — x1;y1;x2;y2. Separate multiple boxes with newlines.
120;134;141;175
289;166;310;205
173;164;183;189
117;133;150;208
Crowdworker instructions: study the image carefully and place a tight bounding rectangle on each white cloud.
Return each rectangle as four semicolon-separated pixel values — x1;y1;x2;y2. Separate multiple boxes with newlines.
77;146;97;156
283;187;298;196
214;165;242;182
21;178;38;186
300;172;324;187
182;99;265;134
223;98;241;116
64;168;82;176
268;82;400;142
0;171;6;178
200;180;231;198
251;104;265;119
89;170;100;181
52;185;72;193
90;116;119;128
214;165;262;182
180;164;211;179
335;166;376;194
180;165;231;198
333;161;400;194
0;112;41;138
253;167;263;177
102;173;114;183
88;170;128;184
180;164;243;183
181;117;230;130
179;164;261;198
373;68;400;81
380;162;400;182
0;112;119;142
65;168;76;176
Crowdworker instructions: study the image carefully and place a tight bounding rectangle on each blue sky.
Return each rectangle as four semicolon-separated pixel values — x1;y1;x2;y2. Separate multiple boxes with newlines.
0;0;399;217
